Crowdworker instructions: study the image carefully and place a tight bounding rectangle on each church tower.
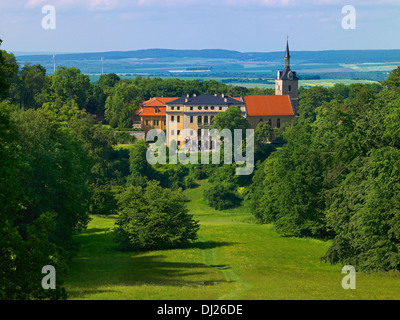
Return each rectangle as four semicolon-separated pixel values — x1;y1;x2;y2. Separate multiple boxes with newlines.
275;39;299;116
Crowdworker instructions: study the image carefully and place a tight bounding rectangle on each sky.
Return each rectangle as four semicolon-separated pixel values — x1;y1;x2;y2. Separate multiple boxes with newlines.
0;0;400;54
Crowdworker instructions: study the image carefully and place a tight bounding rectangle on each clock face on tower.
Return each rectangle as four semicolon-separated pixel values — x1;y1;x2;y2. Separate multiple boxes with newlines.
288;71;293;80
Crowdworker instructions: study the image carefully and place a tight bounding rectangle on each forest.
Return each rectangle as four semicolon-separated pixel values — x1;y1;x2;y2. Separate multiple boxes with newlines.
1;39;400;299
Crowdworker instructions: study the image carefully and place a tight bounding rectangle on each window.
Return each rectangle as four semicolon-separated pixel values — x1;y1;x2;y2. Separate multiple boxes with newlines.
177;115;181;123
171;130;174;135
277;118;281;128
177;130;181;136
210;116;214;124
190;130;194;136
163;120;166;125
190;106;193;111
211;106;215;110
171;106;175;111
190;116;194;123
204;106;209;110
198;116;202;124
204;116;208;124
288;85;292;92
154;107;159;114
219;106;223;111
171;115;175;122
259;119;263;122
145;119;149;126
154;119;159;126
177;141;181;146
177;106;181;110
198;106;202;110
268;119;272;127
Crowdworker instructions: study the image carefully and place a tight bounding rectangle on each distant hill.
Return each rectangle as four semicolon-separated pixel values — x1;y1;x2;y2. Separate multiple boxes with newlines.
16;48;400;64
13;48;400;82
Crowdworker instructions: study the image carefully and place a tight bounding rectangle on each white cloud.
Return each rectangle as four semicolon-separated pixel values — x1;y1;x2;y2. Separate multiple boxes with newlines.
24;0;117;10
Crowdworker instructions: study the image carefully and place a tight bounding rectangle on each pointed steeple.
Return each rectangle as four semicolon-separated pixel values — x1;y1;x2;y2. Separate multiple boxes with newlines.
284;37;290;69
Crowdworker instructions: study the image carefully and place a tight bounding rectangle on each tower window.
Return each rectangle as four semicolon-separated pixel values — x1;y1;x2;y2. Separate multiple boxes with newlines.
277;118;281;128
288;85;292;92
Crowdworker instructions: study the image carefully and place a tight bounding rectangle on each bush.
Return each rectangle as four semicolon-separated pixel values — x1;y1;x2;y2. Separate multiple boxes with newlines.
114;181;200;250
114;131;135;144
109;117;118;128
203;183;242;210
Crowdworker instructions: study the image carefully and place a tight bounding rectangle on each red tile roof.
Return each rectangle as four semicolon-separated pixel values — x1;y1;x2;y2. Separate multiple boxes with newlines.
138;97;177;116
243;95;294;116
140;106;166;116
143;97;177;107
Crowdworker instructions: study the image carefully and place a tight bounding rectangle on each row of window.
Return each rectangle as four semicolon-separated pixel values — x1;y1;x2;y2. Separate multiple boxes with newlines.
144;119;166;126
170;130;193;136
169;105;242;111
170;115;215;124
260;118;281;128
145;117;281;128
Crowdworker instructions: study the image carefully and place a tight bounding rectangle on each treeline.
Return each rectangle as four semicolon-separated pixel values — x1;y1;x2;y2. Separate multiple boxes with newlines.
3;49;273;130
250;68;400;271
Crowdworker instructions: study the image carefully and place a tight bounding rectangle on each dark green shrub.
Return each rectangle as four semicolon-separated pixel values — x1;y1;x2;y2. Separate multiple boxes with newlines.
203;183;242;210
114;181;200;250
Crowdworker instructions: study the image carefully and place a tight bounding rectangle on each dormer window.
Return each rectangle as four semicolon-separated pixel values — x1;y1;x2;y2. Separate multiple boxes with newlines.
198;106;202;110
154;107;159;114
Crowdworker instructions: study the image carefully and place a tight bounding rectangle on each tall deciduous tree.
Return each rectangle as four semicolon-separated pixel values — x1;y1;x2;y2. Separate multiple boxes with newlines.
52;66;91;108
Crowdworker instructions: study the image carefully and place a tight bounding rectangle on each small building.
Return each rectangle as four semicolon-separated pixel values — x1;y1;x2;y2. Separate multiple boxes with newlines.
244;95;294;130
137;97;177;132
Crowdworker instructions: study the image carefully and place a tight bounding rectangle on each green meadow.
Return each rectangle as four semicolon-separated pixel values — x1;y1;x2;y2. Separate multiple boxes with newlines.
65;180;400;300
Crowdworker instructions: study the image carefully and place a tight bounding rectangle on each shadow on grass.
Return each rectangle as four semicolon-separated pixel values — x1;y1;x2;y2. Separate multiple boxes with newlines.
67;231;236;299
78;228;110;235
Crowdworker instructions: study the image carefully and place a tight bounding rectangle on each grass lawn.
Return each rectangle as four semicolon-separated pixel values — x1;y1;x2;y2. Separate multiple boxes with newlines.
64;180;400;300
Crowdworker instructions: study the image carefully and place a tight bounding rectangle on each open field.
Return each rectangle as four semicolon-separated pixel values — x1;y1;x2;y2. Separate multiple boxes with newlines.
64;180;400;300
16;49;400;84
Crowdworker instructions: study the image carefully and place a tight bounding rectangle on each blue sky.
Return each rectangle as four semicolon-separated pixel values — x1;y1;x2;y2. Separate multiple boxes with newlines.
1;0;399;54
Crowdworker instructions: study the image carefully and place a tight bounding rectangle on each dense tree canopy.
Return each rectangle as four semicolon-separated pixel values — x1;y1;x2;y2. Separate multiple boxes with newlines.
114;181;200;250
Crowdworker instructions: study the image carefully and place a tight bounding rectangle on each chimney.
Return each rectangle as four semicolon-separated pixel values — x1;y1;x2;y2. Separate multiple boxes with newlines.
222;94;225;98
193;94;197;97
224;98;227;103
187;93;190;98
185;98;188;103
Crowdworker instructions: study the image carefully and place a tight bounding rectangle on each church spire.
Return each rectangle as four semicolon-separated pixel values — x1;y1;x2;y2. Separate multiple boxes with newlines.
284;36;290;69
